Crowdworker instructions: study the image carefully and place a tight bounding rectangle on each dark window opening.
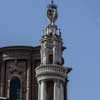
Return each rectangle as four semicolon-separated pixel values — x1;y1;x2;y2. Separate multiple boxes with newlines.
49;55;53;64
10;78;21;100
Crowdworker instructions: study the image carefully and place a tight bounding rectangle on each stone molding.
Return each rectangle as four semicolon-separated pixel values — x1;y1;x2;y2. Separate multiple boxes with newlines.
35;64;71;82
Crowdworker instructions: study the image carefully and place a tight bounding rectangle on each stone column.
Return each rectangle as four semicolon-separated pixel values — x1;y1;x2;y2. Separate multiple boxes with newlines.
53;41;60;64
26;61;31;100
54;80;64;100
60;83;64;100
0;62;5;97
64;79;68;100
40;81;46;100
7;80;10;98
38;82;41;100
53;41;57;64
54;81;57;100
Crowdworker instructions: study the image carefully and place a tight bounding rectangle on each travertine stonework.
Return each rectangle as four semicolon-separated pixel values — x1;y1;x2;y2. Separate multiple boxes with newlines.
0;46;40;100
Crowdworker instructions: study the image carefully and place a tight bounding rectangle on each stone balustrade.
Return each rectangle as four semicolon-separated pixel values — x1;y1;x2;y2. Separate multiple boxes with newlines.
35;64;70;81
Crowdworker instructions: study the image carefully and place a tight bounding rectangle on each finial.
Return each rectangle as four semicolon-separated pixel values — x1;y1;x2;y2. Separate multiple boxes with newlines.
51;0;54;4
47;0;58;24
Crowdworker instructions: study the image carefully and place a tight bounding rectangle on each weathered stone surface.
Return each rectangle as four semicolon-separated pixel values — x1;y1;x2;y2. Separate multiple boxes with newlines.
0;46;40;100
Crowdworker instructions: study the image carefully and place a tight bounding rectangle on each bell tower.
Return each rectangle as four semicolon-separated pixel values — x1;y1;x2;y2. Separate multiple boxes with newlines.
35;1;72;100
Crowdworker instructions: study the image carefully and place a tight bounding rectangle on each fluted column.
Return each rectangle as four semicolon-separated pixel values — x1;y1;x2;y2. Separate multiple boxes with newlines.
40;81;46;100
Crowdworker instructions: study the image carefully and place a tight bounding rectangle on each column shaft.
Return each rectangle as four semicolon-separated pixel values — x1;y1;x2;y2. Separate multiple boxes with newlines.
38;82;41;100
0;62;5;97
26;67;30;100
7;80;10;98
60;83;64;100
26;61;31;100
54;81;57;100
40;81;46;100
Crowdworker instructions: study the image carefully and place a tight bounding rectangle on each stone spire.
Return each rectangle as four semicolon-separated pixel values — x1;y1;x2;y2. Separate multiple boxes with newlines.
35;1;72;100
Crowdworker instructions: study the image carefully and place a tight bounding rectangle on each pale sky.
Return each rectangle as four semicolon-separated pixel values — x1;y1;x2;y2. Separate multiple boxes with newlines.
0;0;100;100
